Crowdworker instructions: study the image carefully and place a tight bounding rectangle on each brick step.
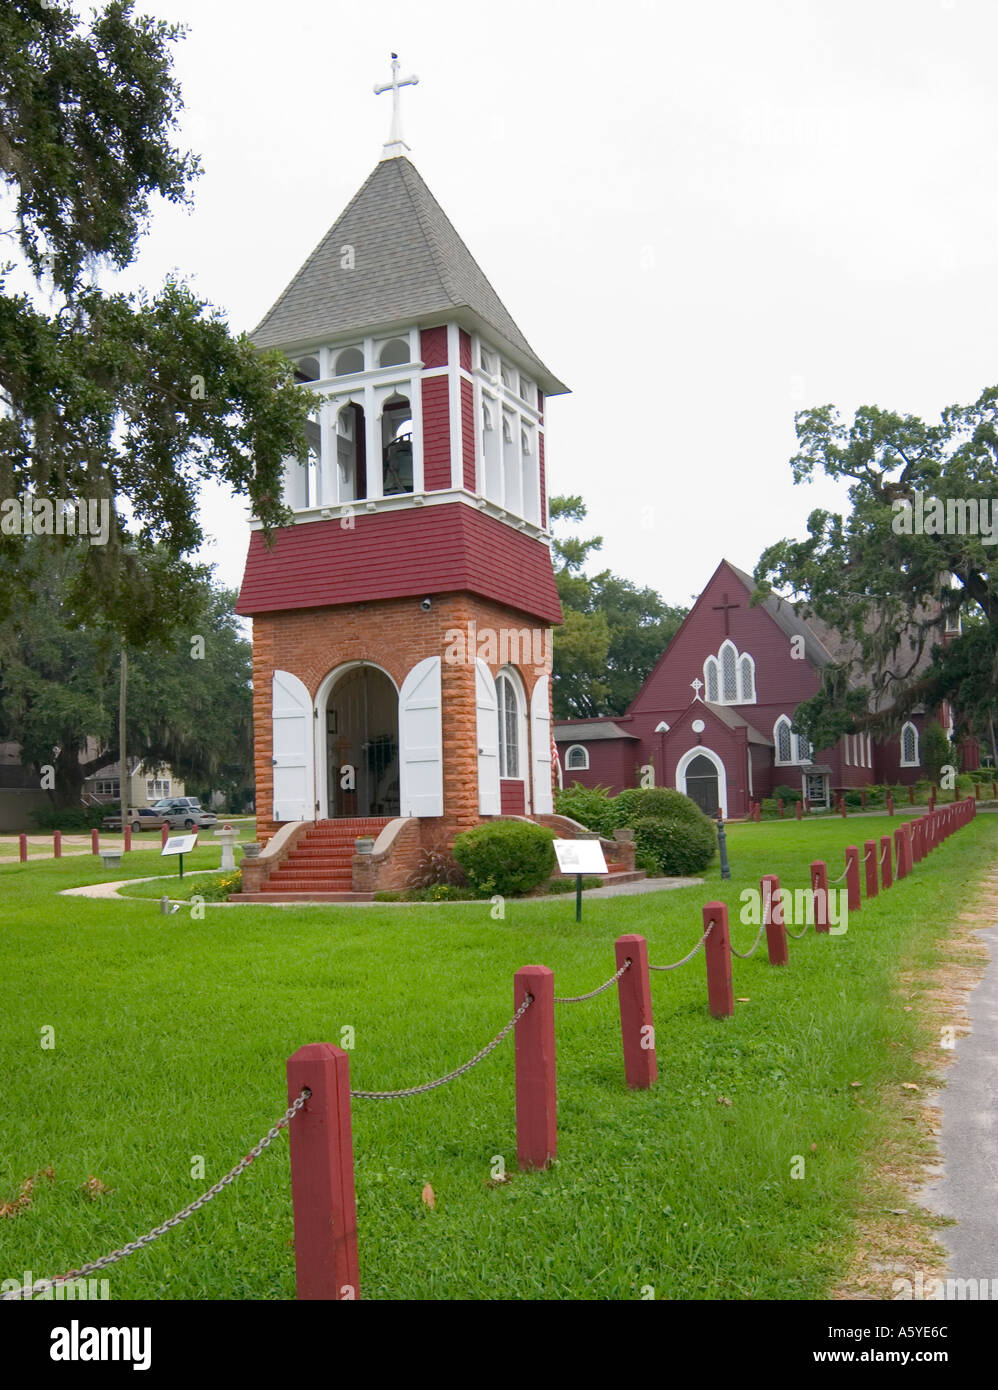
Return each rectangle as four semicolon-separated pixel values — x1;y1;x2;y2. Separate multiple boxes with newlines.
233;891;376;903
270;864;352;878
263;879;354;891
290;849;356;860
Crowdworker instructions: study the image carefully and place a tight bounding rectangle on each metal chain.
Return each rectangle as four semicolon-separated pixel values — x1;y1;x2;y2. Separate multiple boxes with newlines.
0;1091;310;1301
729;920;768;960
649;919;714;971
555;960;630;1003
351;994;533;1100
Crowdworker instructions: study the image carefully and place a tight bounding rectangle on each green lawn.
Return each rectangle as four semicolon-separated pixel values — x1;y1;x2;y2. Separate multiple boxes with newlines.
0;812;994;1300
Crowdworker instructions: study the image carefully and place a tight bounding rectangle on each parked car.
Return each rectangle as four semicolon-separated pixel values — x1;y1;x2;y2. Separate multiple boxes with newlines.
101;807;163;832
150;798;218;830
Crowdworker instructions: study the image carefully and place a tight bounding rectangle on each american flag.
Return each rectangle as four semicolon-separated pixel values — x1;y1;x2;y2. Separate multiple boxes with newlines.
551;732;563;790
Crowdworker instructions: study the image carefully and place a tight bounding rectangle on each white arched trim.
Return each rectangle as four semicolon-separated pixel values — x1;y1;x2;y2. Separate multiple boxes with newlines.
704;656;720;703
565;744;590;772
675;745;728;819
498;664;529;806
313;661;399;820
774;715;794;765
900;720;920;768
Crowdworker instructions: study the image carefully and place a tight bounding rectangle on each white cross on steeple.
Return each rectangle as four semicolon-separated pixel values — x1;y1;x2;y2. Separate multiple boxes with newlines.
374;53;419;160
691;678;704;700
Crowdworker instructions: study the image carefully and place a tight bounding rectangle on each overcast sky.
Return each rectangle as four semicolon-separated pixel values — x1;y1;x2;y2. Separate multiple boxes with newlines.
114;0;998;610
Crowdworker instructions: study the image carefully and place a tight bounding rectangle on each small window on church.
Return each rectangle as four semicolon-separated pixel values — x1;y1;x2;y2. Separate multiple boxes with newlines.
565;745;589;771
520;376;533;402
500;361;513;389
795;733;812;764
704;657;719;703
378;337;410;368
334;346;365;376
480;346;494;374
900;721;919;767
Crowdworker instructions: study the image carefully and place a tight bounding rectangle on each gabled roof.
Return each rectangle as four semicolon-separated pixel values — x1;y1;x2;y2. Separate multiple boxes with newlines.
701;701;773;745
725;562;836;669
554;720;639;742
252;156;567;396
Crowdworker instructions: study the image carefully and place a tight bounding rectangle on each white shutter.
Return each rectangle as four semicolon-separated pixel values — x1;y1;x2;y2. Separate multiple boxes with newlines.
272;670;315;822
399;656;443;817
530;674;554;815
476;659;501;815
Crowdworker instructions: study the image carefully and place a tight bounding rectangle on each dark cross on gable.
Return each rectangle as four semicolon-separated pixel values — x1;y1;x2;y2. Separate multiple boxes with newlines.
712;591;740;635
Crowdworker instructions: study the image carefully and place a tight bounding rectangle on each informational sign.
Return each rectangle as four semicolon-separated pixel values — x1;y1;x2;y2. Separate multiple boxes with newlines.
553;839;608;875
161;834;198;856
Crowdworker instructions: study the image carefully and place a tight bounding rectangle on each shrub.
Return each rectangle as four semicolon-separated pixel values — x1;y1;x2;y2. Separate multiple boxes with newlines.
545;875;602;895
612;787;706;830
773;784;802;804
31;804;109;832
407;842;465;890
760;797;779;818
843;789;863;808
631;814;716;876
554;782;617;837
452;821;556;897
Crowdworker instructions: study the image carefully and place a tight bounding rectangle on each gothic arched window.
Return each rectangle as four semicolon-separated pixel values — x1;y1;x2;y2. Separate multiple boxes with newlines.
738;654;755;702
900;721;919;767
704;657;720;703
720;641;738;703
497;671;521;779
775;716;794;764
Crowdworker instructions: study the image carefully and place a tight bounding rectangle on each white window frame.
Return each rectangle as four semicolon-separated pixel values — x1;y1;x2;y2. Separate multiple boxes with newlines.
704;656;720;703
565;744;590;772
497;666;527;783
774;716;794;765
900;721;920;768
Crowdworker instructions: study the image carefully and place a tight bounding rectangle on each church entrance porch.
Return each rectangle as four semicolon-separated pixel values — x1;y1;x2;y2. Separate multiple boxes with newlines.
323;663;400;818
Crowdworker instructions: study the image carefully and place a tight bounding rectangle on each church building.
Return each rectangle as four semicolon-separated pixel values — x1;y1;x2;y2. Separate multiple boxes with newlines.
236;59;567;896
554;558;974;819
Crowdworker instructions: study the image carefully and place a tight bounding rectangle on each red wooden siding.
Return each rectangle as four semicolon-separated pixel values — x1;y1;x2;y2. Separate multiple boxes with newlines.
460;377;476;491
237;504;563;625
421;375;451;490
421;325;448;368
459;329;472;372
500;779;526;815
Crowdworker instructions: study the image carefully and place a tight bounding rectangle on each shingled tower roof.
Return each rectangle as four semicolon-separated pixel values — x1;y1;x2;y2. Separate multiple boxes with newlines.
252;156;568;396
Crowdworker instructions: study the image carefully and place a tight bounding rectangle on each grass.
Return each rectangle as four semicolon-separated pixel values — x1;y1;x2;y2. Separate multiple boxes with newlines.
0;810;994;1301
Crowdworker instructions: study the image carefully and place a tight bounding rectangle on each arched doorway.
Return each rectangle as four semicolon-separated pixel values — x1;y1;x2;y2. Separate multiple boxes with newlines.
322;664;400;818
676;746;727;818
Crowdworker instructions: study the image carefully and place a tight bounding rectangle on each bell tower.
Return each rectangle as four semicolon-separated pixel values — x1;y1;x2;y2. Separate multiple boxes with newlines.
237;59;567;872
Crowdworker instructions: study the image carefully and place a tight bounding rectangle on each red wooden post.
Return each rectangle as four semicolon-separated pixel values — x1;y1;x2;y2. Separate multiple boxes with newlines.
777;797;784;818
912;818;924;864
161;822;169;847
993;779;997;799
124;825;132;852
804;796;811;815
795;799;802;821
894;826;907;879
975;783;981;801
91;828;99;855
844;846;861;912
286;1043;359;1301
908;785;915;805
515;965;556;1169
761;874;788;966
880;835;893;889
839;797;847;819
864;839;878;899
614;935;657;1089
18;833;27;863
887;791;894;816
703;902;734;1018
930;786;937;811
811;860;830;932
861;788;867;809
53;830;62;859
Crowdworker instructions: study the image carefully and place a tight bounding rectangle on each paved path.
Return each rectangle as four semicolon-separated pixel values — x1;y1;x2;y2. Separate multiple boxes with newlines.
60;871;703;907
920;867;998;1288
